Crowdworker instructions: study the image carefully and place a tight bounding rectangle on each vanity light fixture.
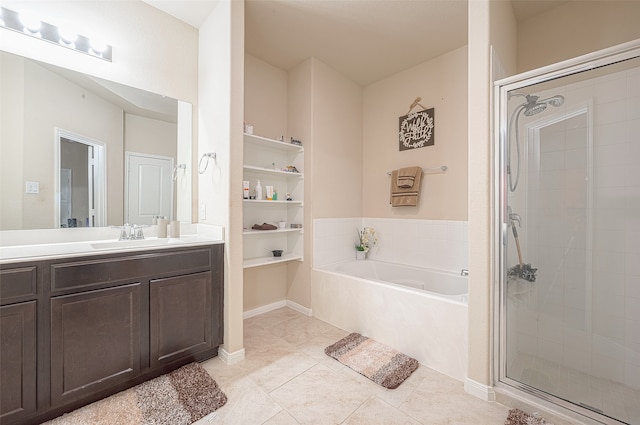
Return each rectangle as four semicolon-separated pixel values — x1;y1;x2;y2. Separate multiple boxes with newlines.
0;6;112;62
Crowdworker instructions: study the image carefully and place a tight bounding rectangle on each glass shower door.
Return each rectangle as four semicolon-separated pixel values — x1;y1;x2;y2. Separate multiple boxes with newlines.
500;55;640;425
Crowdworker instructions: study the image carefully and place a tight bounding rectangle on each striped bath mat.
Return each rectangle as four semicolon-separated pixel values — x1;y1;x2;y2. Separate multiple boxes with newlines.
324;332;419;389
44;363;227;425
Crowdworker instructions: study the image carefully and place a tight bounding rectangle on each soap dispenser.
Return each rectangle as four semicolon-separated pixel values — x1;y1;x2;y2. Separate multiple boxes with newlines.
255;180;263;200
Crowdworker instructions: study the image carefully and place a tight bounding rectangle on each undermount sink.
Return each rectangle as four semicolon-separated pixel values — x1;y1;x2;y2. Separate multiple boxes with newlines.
90;238;186;250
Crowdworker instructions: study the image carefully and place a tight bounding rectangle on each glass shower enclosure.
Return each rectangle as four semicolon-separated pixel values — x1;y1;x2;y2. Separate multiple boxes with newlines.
496;42;640;425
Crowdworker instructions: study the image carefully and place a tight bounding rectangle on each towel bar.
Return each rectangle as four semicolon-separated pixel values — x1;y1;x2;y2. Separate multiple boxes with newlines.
386;165;447;176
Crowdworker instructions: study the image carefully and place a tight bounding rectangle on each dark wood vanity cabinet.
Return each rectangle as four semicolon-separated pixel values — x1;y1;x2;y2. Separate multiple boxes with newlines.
0;243;223;425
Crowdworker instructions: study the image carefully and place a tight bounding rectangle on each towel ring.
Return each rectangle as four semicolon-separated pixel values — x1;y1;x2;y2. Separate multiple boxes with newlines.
198;153;216;174
172;163;186;181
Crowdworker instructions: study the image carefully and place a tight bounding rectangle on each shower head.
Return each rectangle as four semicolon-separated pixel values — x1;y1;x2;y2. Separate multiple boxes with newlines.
544;95;565;107
522;95;546;116
519;93;565;116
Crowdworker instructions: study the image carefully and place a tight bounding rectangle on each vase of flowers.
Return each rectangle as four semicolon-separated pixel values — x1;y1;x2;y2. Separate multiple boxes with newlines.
355;227;378;260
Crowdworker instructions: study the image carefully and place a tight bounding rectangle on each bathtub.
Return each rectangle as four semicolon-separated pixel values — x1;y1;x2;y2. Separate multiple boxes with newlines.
326;260;468;302
311;260;468;381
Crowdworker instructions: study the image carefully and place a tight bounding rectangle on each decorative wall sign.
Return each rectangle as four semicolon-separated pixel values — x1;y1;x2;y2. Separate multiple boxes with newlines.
398;108;435;151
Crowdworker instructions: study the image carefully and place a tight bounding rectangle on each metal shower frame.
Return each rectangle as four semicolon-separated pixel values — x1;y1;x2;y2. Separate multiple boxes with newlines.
493;39;640;425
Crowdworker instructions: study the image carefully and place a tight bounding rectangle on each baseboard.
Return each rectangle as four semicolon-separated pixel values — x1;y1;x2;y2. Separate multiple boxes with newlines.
243;300;287;319
464;377;496;401
219;346;245;364
286;299;313;316
243;299;312;319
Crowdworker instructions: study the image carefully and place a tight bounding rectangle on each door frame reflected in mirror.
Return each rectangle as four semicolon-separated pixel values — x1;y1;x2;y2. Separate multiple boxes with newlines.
54;127;106;228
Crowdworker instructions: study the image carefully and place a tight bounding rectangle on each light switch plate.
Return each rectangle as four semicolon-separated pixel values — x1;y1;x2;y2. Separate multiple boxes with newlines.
25;181;39;194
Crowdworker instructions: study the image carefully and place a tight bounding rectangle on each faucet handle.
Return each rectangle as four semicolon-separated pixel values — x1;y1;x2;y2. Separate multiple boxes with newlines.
135;226;145;240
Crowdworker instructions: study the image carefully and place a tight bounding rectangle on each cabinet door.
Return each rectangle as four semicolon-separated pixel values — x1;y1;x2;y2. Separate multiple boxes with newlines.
150;272;212;368
0;301;37;423
50;283;141;406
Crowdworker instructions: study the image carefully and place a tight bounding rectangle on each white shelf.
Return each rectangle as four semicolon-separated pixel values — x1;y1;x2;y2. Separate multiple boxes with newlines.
243;199;303;206
243;165;303;178
244;133;304;153
243;228;302;236
243;132;304;269
243;254;303;269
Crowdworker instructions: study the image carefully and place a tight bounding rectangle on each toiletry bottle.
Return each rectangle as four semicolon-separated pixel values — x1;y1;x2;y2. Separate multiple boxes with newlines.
255;180;263;200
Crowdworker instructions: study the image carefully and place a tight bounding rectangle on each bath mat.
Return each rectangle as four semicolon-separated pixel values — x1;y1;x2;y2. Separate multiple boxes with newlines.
324;332;419;389
504;408;550;425
44;362;227;425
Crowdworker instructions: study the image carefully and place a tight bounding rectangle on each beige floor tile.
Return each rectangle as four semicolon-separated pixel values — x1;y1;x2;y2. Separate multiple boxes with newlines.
263;410;301;425
270;363;373;425
247;351;318;392
268;315;345;345
204;376;282;425
399;371;509;425
343;396;422;425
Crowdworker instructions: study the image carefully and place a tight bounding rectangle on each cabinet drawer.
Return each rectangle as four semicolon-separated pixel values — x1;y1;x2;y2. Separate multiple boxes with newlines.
51;248;212;293
0;266;37;304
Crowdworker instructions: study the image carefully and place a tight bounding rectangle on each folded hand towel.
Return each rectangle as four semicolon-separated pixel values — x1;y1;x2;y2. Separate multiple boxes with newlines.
251;223;278;230
397;166;422;188
390;169;423;207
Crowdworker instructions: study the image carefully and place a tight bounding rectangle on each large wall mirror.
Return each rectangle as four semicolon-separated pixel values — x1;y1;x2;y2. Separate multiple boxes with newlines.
0;50;193;230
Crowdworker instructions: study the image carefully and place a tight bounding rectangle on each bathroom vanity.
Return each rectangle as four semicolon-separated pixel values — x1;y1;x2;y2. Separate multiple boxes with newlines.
0;241;224;425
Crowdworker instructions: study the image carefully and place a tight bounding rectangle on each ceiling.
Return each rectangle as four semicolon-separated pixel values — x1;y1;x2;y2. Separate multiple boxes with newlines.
143;0;568;86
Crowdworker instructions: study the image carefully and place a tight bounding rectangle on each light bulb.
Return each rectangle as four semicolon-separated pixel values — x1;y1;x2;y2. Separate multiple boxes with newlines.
19;11;41;33
59;27;77;45
90;38;106;54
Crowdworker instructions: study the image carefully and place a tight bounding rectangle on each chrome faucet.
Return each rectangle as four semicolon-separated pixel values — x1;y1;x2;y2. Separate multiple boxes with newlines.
117;223;145;241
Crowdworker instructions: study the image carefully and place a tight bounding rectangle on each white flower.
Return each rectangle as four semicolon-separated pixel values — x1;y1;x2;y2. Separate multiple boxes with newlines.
356;227;378;251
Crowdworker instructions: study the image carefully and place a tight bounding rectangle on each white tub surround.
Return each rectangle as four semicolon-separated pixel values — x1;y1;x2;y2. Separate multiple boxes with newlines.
312;261;469;381
314;217;468;273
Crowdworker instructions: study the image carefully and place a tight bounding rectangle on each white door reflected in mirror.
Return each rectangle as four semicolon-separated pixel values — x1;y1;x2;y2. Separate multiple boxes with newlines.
125;152;173;225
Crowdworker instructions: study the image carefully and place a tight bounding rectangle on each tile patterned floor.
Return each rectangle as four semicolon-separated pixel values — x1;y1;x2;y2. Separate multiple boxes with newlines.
508;353;640;424
197;307;512;425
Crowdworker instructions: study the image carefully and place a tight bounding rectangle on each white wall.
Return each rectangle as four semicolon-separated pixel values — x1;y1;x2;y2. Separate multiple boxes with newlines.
518;1;640;73
199;0;245;357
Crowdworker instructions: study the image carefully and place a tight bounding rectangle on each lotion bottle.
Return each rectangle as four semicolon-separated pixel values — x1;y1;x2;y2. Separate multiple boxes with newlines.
255;180;263;200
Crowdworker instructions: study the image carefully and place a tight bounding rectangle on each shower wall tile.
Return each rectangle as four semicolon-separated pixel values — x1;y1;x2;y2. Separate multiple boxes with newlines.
595;208;626;230
624;363;640;390
515;67;640;390
595;121;626;146
625;297;640;321
595;99;626;126
538;338;563;364
595;76;628;104
595;143;626;167
593;271;625;296
627;96;640;120
626;118;640;144
592;353;624;383
625;253;640;276
626;276;640;299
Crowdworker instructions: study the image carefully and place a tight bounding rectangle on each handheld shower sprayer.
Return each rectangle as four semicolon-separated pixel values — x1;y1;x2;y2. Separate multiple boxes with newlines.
507;92;565;192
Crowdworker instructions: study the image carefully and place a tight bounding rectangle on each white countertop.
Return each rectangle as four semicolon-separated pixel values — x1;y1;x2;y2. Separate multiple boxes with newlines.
0;224;224;264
